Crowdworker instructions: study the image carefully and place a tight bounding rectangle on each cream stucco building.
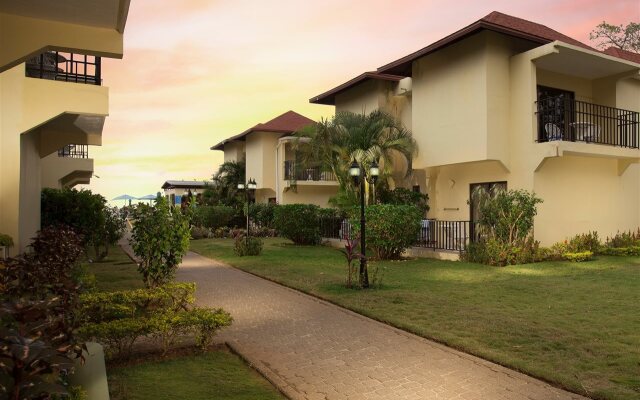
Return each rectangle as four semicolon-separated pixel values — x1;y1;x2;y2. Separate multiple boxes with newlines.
0;0;131;255
310;11;640;246
211;111;339;206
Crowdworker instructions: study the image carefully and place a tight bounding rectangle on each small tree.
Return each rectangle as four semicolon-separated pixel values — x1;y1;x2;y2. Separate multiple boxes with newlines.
93;207;126;260
590;21;640;52
474;189;543;245
130;197;190;288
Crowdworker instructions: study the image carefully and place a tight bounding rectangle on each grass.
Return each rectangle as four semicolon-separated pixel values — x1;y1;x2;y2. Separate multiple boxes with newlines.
85;244;285;400
108;349;283;400
190;238;640;400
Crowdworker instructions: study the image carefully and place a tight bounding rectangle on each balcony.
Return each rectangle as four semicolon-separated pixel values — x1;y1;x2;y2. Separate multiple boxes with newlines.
284;161;337;182
58;144;89;159
536;96;639;149
25;51;101;85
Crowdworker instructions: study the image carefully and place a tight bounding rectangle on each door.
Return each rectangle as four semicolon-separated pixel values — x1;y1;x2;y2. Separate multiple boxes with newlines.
537;86;575;142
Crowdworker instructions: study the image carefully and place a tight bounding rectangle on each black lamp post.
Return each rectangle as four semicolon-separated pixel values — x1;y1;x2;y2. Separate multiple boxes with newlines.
349;159;379;288
237;178;257;245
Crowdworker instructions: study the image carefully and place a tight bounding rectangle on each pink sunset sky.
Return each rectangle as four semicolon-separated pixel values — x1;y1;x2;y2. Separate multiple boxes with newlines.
88;0;640;202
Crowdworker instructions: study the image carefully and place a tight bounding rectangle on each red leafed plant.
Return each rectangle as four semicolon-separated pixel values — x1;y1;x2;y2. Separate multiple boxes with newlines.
339;235;360;289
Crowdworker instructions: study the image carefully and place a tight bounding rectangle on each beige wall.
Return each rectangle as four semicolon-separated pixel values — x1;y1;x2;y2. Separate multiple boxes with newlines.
0;12;124;72
0;64;108;254
223;141;245;163
281;186;338;207
335;79;383;114
41;152;94;189
245;131;280;191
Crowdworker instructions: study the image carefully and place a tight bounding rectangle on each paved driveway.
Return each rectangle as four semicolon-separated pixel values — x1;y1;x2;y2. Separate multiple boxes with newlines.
174;251;586;400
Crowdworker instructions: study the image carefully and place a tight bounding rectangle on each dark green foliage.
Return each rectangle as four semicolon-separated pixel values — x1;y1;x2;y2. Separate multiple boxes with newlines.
205;161;245;208
351;205;421;260
41;188;125;261
192;206;235;229
464;237;544;266
605;228;640;248
248;203;278;229
0;227;86;400
0;233;13;247
566;231;601;253
130;197;191;288
599;246;640;256
78;283;232;358
273;204;321;245
466;189;543;266
378;188;429;214
190;226;211;240
233;235;263;256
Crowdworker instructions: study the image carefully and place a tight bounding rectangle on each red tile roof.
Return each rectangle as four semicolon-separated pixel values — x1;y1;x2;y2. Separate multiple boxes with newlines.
378;11;595;76
310;72;405;105
603;46;640;64
211;111;314;150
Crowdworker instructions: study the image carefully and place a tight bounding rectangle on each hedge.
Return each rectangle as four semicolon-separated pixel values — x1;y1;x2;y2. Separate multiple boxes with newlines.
273;204;320;245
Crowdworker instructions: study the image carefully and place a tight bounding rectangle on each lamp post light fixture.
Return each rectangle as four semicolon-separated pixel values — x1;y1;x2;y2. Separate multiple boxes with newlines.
349;159;379;288
237;178;257;246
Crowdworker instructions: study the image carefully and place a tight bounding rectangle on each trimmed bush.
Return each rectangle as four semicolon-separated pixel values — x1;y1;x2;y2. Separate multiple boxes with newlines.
351;204;421;260
274;204;321;245
249;203;278;229
191;205;235;229
78;283;232;358
563;251;594;262
599;246;640;256
190;226;210;240
464;236;543;266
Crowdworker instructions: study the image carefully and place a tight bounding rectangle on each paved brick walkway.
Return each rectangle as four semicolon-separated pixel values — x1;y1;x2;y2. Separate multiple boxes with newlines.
166;250;586;400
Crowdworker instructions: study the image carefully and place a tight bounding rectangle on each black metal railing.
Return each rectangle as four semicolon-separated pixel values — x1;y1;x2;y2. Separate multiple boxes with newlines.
25;51;101;85
284;161;336;181
414;220;477;252
536;95;639;149
58;144;89;159
319;217;476;253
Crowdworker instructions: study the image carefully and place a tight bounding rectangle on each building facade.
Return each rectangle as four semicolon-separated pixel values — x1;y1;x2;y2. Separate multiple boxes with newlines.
211;111;339;206
310;11;640;246
0;1;131;254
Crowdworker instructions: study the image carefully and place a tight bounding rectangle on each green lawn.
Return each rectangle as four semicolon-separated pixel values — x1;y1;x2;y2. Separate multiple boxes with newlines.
85;245;285;400
190;238;640;400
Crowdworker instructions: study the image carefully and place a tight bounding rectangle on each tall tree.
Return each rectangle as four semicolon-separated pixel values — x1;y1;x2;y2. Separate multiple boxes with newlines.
590;21;640;52
294;110;417;206
205;160;246;207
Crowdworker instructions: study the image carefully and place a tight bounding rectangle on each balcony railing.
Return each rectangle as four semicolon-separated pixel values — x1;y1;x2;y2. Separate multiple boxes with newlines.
319;217;476;253
58;144;89;159
536;96;639;149
284;160;336;181
26;51;101;85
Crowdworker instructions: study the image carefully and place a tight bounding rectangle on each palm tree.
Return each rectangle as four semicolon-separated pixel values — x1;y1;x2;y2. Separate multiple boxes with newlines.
205;160;245;207
294;110;417;205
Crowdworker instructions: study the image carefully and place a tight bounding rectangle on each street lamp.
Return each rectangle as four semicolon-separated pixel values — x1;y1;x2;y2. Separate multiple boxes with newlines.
350;159;379;288
237;178;257;245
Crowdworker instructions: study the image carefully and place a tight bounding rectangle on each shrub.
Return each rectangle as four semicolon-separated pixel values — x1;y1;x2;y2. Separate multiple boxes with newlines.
464;236;543;266
339;235;360;288
249;203;278;229
378;187;429;214
605;228;640;248
233;235;263;256
0;233;13;247
473;189;542;245
599;246;640;256
274;204;321;245
563;251;594;262
190;226;210;239
77;283;231;358
130;197;191;288
566;231;601;253
192;205;235;229
351;205;422;260
0;227;86;400
41;188;125;261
